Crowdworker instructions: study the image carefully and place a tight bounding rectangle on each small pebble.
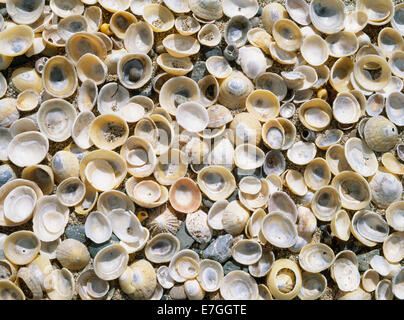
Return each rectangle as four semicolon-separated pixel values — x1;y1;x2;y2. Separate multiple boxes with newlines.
202;197;215;208
169;285;187;300
251;17;260;27
149;48;156;58
88;234;120;258
357;249;381;272
191;61;207;83
205;47;222;59
202;234;233;263
65;225;87;244
0;8;7;17
227;189;239;202
223;44;239;61
176;222;195;250
234;167;263;182
0;164;16;187
155;44;166;54
223;260;242;275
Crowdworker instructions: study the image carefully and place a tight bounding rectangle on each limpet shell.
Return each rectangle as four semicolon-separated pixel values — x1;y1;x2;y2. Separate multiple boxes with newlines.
56;239;90;271
94;244;129;281
8;132;48;168
287;141;316;166
266;259;302;300
220;270;258;300
344;138;378;177
232;239;262;266
223;0;258;19
197;259;224;292
309;0;346;34
143;4;174;32
85;211;112;244
42;56;78;99
332;171;371;210
311;186;341;221
89;113;129;151
37;99;76;142
145;233;180;263
386;201;404;231
299;243;335;273
331;210;351;241
189;0;223;21
3;231;40;265
0;25;34;57
298;272;327;300
169;177;201;214
304;158;331;191
261;212;298;248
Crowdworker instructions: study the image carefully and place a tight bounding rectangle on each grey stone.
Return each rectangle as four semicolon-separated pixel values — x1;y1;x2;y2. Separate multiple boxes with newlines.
223;260;242;275
176;223;195;250
251;17;260;27
234;167;263;183
202;234;233;263
205;47;223;59
227;189;239;202
202;197;215;208
191;61;206;83
169;285;187;300
358;249;381;272
0;8;7;17
65;225;87;244
155;44;166;54
88;234;120;258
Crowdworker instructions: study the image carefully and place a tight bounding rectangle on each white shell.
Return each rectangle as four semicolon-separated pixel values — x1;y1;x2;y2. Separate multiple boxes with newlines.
287;141;316;165
261;212;298;248
108;209;147;246
309;0;346;34
157;265;175;289
84;211;112;244
232;239;262;265
37;99;76;142
220;270;258;300
299;243;335;273
207;200;228;230
392;267;404;299
197;259;224;292
176;102;209;133
33;195;69;242
168;249;200;283
344;137;378;177
7;132;48;167
93;244;129;281
332;258;360;292
144;233;180;263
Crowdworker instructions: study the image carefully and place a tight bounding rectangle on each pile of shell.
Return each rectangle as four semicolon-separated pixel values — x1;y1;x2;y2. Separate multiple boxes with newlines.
0;0;404;300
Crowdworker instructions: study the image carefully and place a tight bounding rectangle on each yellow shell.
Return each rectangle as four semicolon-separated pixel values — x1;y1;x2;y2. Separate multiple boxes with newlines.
266;259;302;300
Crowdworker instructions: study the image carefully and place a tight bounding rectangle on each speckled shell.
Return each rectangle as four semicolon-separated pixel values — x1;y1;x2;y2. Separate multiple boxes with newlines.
364;116;398;152
56;239;90;271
